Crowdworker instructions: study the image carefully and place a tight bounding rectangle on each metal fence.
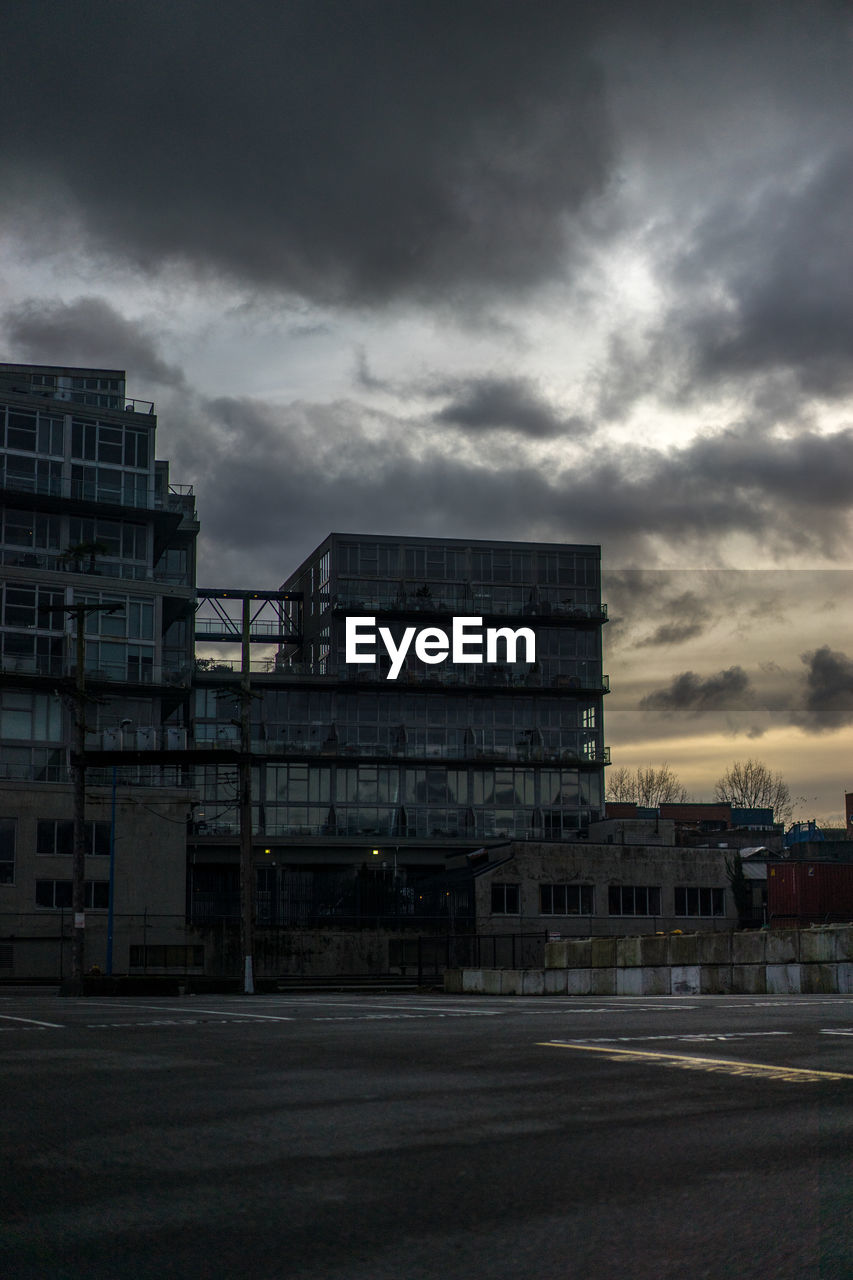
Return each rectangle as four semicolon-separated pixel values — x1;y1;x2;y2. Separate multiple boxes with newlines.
389;933;548;979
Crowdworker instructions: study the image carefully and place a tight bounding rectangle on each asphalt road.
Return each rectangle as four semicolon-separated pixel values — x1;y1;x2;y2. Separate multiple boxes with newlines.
1;990;851;1280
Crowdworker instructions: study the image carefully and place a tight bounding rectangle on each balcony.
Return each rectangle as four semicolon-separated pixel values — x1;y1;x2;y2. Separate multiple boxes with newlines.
332;591;607;622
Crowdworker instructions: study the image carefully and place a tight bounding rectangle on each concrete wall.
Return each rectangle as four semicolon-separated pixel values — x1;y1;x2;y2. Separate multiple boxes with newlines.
476;840;737;936
444;924;853;996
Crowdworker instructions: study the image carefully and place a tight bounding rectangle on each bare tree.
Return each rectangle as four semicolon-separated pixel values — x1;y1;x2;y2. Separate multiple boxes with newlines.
606;766;636;803
606;763;688;806
713;758;793;825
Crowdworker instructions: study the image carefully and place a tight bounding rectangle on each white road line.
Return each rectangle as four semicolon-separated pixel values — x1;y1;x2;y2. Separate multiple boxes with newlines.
821;1028;853;1036
253;998;505;1015
0;1012;64;1028
82;1001;293;1022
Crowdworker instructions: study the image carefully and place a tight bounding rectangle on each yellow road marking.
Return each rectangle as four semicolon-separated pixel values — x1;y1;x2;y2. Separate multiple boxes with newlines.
538;1041;853;1083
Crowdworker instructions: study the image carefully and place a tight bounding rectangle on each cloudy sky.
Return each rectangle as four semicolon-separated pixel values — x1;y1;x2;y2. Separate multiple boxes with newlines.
2;1;853;820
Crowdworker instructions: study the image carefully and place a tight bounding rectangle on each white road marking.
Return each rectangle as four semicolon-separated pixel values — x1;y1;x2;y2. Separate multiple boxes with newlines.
0;1012;64;1028
82;1001;293;1022
252;998;505;1015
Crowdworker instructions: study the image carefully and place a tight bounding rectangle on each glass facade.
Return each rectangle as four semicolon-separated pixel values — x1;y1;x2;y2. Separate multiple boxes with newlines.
0;363;198;783
192;533;609;842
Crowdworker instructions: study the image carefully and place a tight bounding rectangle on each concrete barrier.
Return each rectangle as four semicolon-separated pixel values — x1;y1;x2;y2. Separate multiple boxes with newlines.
766;964;801;994
444;925;853;996
671;965;700;996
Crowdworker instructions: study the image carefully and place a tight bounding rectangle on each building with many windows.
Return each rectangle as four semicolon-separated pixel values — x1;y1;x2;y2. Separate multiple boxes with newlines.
1;362;761;981
189;532;610;927
0;362;198;977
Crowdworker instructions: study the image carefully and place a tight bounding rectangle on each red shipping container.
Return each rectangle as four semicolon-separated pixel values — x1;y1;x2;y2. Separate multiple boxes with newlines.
768;861;853;926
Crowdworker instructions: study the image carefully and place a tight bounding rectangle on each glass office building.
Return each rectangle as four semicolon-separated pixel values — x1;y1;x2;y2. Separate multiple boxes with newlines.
192;533;609;856
0;362;198;780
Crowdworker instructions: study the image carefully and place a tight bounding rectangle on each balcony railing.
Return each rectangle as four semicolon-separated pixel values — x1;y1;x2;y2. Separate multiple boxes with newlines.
1;548;153;579
1;472;195;515
206;660;610;692
0;654;191;686
332;592;607;621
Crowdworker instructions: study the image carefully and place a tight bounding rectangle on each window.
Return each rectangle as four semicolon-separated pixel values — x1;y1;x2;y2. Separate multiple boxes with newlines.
0;691;62;741
491;882;520;914
1;511;60;552
539;883;594;915
674;887;726;917
0;818;15;884
608;885;661;916
36;820;110;857
2;454;62;495
35;880;109;909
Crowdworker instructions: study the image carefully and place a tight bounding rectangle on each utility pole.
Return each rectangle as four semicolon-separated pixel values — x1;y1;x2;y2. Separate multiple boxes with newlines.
239;594;254;994
194;588;302;995
41;601;123;993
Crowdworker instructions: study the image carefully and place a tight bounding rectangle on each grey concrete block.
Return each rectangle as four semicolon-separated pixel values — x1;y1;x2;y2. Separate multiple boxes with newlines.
591;937;617;968
765;930;800;964
837;963;853;993
544;968;568;994
462;969;484;994
483;969;503;995
700;964;733;994
500;969;522;995
731;964;766;994
799;930;840;964
731;932;766;965
566;968;592;995
444;968;463;994
671;964;700;995
616;936;643;968
670;934;701;966
639;935;670;968
766;963;801;994
698;933;734;965
616;967;643;995
641;967;670;996
836;926;853;961
522;969;545;995
589;966;616;995
799;963;837;994
564;938;593;969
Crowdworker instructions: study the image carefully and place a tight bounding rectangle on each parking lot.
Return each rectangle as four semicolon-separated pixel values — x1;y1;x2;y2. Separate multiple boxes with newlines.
2;990;851;1279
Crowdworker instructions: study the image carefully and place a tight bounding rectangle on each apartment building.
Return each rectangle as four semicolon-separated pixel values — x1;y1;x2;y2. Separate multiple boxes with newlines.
190;532;609;927
0;363;198;977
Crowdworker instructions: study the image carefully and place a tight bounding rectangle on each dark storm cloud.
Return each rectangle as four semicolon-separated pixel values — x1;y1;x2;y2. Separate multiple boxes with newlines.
674;148;853;401
167;393;853;587
0;1;614;305
354;347;390;393
579;5;853;421
1;297;185;388
433;376;585;438
639;667;751;713
5;0;846;322
635;592;713;648
796;645;853;732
